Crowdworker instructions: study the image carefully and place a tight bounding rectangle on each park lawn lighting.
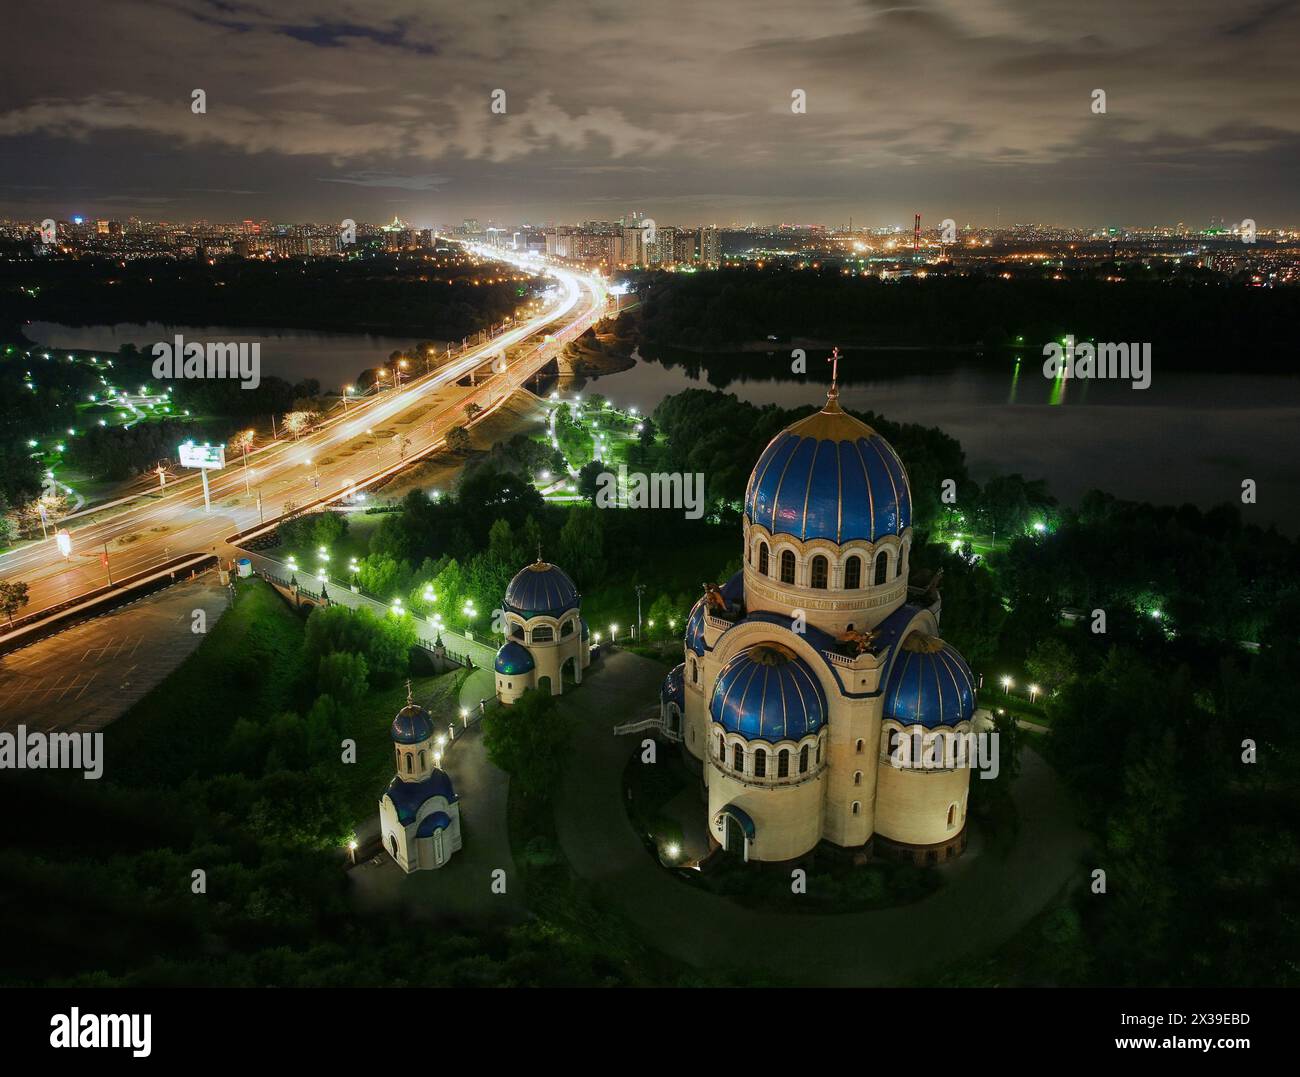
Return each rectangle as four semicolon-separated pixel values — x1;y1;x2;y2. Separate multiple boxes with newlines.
609;623;618;639
594;631;602;643
348;841;358;852
669;618;677;629
950;539;962;552
99;419;106;426
460;707;468;720
1032;521;1047;533
1028;683;1041;701
422;585;436;602
1150;608;1163;620
664;842;681;860
1001;675;1014;692
648;619;655;628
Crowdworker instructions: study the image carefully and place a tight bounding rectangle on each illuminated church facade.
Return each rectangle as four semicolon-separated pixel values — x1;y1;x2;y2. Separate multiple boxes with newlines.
659;373;980;866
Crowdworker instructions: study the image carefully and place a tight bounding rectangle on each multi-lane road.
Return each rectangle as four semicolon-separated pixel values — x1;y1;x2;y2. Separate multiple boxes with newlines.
0;250;606;638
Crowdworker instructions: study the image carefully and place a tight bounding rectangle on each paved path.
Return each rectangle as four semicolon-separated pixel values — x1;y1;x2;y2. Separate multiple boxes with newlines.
0;576;229;732
243;550;498;670
554;651;1089;986
349;667;524;925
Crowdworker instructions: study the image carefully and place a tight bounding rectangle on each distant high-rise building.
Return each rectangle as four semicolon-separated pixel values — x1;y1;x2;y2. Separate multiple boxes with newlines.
701;225;721;268
653;226;677;266
622;226;644;266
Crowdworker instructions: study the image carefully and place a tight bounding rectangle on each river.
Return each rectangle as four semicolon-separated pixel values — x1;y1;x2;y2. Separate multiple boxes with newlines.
26;323;1300;531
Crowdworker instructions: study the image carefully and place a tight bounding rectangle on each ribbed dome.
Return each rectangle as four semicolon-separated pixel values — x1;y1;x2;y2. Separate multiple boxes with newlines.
883;633;976;728
661;662;684;707
391;703;434;745
745;396;911;544
710;643;827;742
384;771;456;823
504;561;579;617
684;597;707;656
495;640;535;675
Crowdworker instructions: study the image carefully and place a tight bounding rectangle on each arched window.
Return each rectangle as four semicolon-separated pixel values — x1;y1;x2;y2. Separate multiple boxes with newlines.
718;733;725;761
754;748;767;778
532;625;554;643
896;548;905;578
851;801;861;815
874;550;889;586
810;555;828;589
799;745;810;773
856;738;865;753
560;619;574;637
418;750;425;769
854;770;863;786
947;804;957;828
691;659;698;684
733;744;744;772
780;550;796;585
844;554;862;589
815;740;822;765
778;748;790;778
512;623;525;640
758;542;770;576
405;752;413;774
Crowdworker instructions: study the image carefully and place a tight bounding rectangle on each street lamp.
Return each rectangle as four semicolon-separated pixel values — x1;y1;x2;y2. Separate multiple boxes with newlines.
1001;675;1014;694
1028;683;1040;703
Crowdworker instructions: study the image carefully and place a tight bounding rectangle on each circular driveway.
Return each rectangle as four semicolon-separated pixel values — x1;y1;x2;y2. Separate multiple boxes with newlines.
553;651;1089;985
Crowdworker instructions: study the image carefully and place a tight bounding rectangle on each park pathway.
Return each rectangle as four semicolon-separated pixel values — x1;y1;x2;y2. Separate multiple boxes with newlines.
554;651;1089;986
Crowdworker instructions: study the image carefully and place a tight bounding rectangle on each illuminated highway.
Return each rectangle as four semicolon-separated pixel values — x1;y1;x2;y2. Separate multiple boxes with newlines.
0;248;607;635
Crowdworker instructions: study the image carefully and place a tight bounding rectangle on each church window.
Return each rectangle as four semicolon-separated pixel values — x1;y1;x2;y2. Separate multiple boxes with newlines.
778;748;790;778
851;801;861;815
896;550;905;578
947;804;957;829
754;749;767;778
810;555;828;589
718;733;725;760
845;555;862;589
418;750;425;769
560;619;574;637
733;744;744;772
758;542;770;575
854;770;862;786
405;753;413;774
856;738;865;753
874;551;889;586
799;745;810;773
780;550;796;584
532;625;554;643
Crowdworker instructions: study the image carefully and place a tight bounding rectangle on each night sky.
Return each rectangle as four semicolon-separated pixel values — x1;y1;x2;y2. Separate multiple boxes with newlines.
3;0;1299;227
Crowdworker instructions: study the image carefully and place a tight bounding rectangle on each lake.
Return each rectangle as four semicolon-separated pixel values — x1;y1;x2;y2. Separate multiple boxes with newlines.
27;323;1300;531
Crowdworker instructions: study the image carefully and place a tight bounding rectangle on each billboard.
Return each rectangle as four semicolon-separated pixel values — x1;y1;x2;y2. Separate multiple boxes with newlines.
179;442;225;470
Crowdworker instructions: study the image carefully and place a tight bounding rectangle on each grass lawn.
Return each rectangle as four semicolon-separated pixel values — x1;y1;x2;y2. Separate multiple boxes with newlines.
105;578;306;787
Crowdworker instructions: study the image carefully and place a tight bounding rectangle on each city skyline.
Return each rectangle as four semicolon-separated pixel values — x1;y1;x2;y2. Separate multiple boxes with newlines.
3;2;1299;225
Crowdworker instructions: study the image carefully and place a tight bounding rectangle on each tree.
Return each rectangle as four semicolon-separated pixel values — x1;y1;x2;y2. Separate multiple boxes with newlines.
446;425;472;454
0;580;30;626
464;401;483;422
578;459;606;505
1024;636;1079;695
282;410;317;440
316;651;369;706
481;689;572;801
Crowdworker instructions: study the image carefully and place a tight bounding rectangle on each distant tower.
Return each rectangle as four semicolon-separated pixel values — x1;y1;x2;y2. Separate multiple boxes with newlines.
913;213;922;254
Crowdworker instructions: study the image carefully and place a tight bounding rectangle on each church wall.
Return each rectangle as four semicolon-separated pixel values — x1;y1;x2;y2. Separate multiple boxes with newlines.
874;758;971;847
821;695;882;848
706;757;825;862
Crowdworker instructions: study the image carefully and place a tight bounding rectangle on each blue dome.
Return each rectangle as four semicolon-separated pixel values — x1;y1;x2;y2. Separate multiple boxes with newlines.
883;634;976;728
661;662;684;708
505;561;579;617
684;598;707;656
391;703;434;744
384;770;456;824
710;644;827;741
495;640;535;675
415;810;452;837
745;397;911;544
581;617;590;639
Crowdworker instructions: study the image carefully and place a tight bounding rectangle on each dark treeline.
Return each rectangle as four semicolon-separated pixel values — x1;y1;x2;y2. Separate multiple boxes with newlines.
0;251;535;336
636;266;1300;369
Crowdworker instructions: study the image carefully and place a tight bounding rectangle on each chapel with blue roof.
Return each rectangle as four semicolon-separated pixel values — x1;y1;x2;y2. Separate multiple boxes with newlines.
378;686;463;872
493;557;590;704
659;363;984;866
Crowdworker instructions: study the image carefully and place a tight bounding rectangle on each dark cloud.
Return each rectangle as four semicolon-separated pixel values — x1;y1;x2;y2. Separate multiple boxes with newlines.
0;0;1296;224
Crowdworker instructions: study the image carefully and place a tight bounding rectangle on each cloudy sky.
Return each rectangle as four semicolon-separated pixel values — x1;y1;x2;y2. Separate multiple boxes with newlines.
2;0;1298;227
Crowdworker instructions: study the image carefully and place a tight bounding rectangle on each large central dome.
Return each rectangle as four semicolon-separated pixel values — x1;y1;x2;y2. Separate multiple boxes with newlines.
744;395;911;543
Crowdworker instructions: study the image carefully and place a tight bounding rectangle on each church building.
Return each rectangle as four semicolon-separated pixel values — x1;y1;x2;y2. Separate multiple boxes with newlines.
660;364;981;866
